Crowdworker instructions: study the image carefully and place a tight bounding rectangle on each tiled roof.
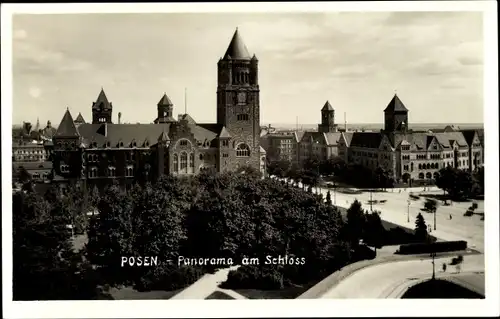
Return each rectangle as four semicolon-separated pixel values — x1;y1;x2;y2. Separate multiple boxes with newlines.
294;131;305;143
431;132;468;148
460;129;477;146
55;109;80;138
158;93;173;106
350;132;384;148
77;123;172;147
342;132;354;146
321;101;334;112
178;114;197;124
13;161;53;170
384;94;408;112
324;132;342;146
301;131;325;144
75;113;86;124
223;28;252;60
92;88;112;110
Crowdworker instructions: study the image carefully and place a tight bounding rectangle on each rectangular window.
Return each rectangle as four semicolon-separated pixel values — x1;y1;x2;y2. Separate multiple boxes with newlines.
223;153;229;158
237;114;249;121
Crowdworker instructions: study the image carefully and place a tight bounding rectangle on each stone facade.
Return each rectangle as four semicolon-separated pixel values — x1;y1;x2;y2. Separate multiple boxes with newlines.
50;28;264;188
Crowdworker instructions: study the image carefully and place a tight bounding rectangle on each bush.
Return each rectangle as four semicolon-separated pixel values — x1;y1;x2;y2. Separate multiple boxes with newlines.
464;210;474;217
396;240;467;255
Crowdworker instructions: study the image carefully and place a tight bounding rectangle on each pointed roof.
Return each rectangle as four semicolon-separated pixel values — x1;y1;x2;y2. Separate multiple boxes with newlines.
75;112;86;123
93;88;111;110
158;130;170;142
384;94;408;112
223;28;252;60
55;109;80;137
321;100;334;112
218;126;232;138
158;93;173;106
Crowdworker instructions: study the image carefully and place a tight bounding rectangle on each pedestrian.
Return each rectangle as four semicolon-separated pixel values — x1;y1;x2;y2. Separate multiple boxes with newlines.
442;263;447;272
449;214;452;220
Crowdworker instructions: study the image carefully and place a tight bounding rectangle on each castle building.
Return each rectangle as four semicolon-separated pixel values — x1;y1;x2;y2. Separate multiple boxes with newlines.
50;29;265;187
338;94;483;185
297;101;342;164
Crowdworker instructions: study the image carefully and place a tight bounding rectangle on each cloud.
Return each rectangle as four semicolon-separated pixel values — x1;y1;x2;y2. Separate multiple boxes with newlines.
29;87;41;98
13;29;27;39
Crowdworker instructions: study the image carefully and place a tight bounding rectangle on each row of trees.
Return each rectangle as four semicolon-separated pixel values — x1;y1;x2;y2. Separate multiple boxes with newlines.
14;161;436;299
267;156;395;189
436;166;484;200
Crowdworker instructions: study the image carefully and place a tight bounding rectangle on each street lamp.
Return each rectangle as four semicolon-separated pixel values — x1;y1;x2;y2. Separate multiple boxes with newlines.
407;199;410;223
434;207;437;231
431;251;437;280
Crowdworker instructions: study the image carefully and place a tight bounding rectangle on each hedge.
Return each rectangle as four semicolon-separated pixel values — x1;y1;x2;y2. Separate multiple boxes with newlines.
396;240;467;255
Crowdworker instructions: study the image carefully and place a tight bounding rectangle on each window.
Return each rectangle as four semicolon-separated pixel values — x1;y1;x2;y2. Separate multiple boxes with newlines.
60;164;70;173
173;154;179;172
222;140;229;147
189;153;194;171
180;152;188;172
426;172;432;179
107;166;116;177
223;153;229;158
419;172;425;179
179;140;188;147
89;167;98;178
199;154;204;160
237;114;249;121
236;143;250;157
125;165;134;177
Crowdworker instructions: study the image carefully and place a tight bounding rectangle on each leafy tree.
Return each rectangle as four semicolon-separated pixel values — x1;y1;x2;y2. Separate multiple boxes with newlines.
473;167;484;195
424;199;438;213
17;166;32;184
325;190;332;206
344;200;366;246
414;213;428;242
235;164;261;179
436;166;476;200
364;211;385;253
13;191;100;300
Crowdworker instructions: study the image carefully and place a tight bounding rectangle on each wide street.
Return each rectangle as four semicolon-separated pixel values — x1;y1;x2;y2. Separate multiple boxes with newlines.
285;179;485;253
320;254;484;298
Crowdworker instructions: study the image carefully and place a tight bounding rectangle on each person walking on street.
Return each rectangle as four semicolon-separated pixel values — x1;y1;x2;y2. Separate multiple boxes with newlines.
442;263;447;272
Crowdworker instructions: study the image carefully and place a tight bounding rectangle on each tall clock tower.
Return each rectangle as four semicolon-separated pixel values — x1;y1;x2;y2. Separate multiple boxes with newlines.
216;28;260;172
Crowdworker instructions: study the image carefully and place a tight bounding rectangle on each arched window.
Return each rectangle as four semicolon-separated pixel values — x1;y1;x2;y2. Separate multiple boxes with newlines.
426;172;432;179
173;153;179;172
426;163;430;169
90;167;98;178
410;162;414;171
199;153;203;160
180;152;188;172
236;143;250;157
418;163;422;170
419;172;425;179
430;163;435;169
189;153;194;173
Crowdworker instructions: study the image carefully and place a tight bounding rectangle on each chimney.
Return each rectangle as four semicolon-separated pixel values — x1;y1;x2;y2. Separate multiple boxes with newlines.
118;112;122;124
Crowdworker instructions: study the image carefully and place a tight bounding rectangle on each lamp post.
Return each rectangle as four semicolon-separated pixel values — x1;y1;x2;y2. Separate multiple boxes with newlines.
431;251;436;280
370;189;373;212
433;207;437;231
407;199;410;223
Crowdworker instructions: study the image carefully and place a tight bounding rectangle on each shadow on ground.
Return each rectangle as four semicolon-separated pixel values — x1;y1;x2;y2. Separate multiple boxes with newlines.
401;279;484;299
205;290;235;299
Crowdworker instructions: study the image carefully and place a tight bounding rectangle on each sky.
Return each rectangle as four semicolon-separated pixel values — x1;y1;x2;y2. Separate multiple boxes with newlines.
12;11;484;127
